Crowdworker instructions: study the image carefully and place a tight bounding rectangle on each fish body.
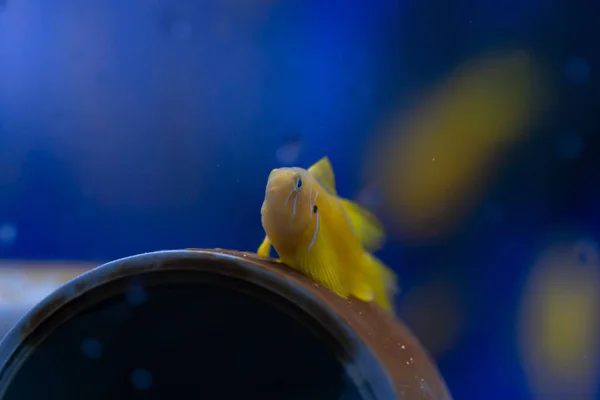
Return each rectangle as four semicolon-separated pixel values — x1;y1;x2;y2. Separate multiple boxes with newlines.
257;157;397;313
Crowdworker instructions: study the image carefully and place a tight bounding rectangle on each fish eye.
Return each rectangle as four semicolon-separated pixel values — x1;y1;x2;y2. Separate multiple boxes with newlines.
296;177;303;189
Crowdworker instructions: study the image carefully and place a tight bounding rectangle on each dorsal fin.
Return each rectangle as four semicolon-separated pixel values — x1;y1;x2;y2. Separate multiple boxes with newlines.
308;157;385;252
308;157;337;195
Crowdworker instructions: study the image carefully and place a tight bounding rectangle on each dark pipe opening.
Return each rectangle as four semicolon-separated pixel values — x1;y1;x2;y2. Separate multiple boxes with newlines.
3;271;371;399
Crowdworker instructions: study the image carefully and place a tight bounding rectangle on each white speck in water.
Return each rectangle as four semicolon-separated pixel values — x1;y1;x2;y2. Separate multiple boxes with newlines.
406;361;410;365
418;376;434;396
126;284;148;306
81;338;102;360
401;344;406;349
565;57;591;85
131;368;153;390
0;223;17;246
432;157;436;162
409;357;414;364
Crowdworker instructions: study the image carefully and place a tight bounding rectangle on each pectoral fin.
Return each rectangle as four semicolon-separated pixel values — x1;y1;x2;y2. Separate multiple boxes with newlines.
257;236;272;258
339;198;386;252
301;246;351;299
352;278;375;303
364;253;398;314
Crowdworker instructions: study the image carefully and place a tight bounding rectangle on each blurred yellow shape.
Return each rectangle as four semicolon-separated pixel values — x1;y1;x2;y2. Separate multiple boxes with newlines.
367;51;549;240
519;240;600;399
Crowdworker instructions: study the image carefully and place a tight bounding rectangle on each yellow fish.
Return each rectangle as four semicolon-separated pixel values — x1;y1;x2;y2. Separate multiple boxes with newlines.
257;157;398;313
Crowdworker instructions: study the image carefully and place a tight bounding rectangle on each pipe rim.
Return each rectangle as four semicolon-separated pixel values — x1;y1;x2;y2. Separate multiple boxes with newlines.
0;249;398;399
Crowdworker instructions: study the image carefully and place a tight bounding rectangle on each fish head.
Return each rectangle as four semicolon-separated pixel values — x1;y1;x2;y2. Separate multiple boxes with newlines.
262;167;315;242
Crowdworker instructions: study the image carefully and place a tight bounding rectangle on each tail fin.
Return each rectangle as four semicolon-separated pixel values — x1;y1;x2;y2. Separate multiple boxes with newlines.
365;253;399;314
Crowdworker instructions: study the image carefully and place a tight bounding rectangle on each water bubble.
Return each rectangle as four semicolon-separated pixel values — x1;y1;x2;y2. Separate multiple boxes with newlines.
276;139;303;165
356;184;382;210
555;133;583;160
573;240;599;265
126;283;147;306
131;368;153;390
52;110;66;121
80;338;102;360
565;58;591;85
170;19;192;41
0;223;17;247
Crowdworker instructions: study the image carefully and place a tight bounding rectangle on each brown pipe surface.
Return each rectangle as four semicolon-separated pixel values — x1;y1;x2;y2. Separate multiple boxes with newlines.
189;249;453;400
